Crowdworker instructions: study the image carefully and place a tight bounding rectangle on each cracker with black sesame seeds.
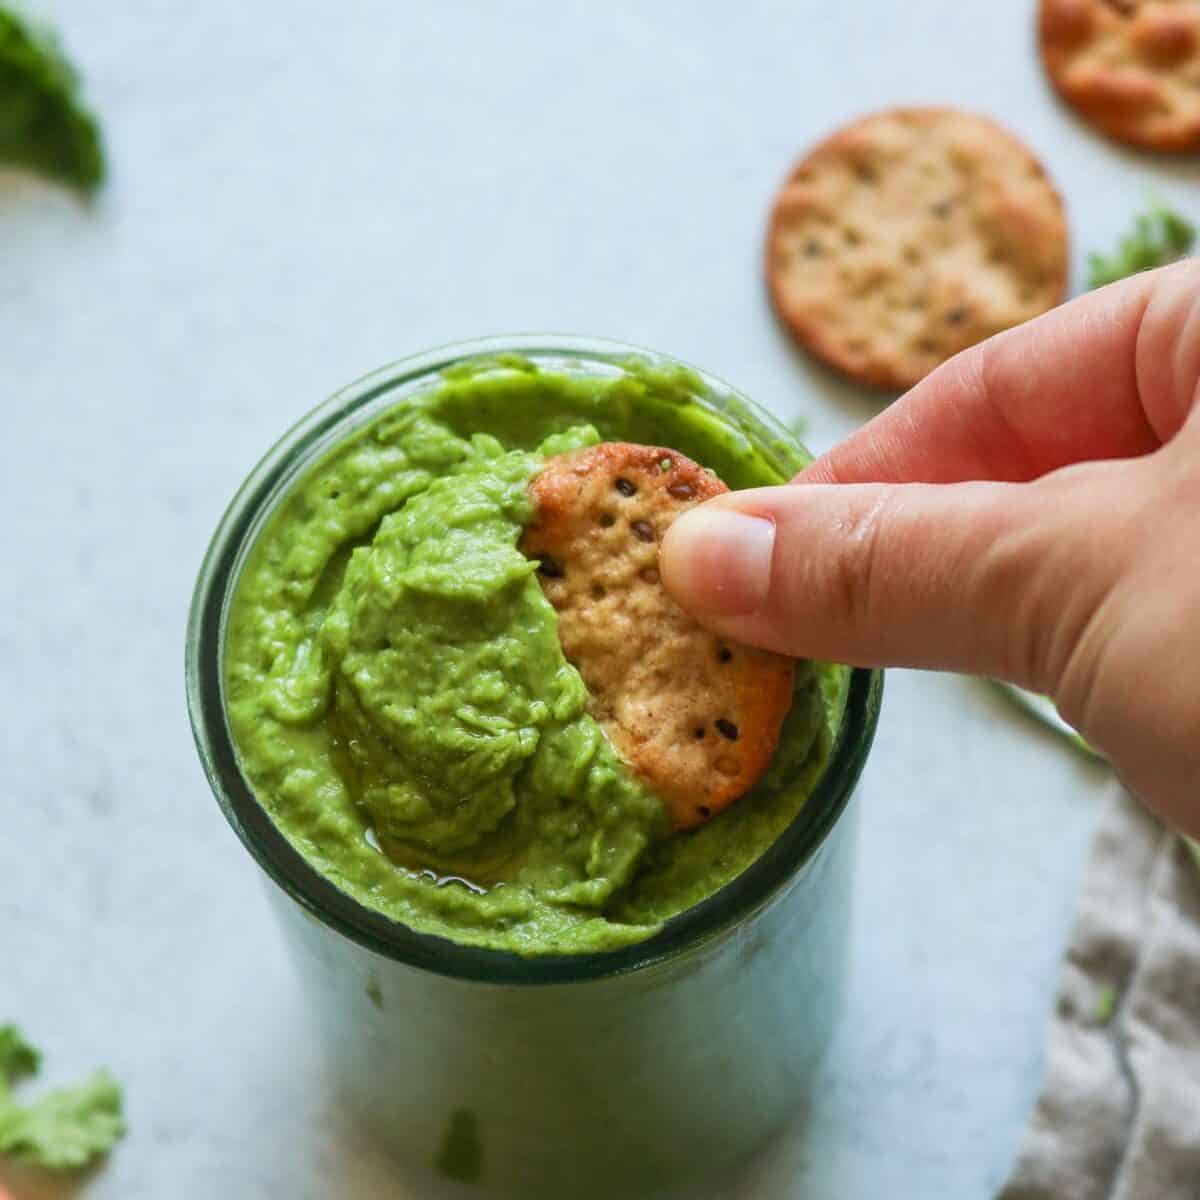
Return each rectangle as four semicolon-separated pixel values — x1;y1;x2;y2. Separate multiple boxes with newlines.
1040;0;1200;152
766;107;1069;391
520;442;795;831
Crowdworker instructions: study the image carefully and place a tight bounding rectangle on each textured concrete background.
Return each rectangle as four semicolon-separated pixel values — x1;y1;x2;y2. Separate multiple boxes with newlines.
2;2;1195;1196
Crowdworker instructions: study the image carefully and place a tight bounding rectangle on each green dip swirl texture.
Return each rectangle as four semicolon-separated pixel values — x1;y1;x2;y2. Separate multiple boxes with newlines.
224;358;848;955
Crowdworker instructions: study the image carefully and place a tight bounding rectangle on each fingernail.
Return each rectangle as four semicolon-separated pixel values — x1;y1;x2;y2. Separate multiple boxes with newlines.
662;508;775;616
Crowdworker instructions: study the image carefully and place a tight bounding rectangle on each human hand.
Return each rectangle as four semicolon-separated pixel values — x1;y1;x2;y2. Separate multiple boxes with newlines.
662;260;1200;835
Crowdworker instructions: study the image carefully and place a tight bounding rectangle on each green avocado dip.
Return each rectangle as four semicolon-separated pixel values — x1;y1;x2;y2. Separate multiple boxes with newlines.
224;357;849;955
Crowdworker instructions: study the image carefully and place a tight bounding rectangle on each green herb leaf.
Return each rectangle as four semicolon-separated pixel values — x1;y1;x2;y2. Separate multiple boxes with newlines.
0;1071;123;1170
0;1025;40;1088
1087;203;1196;290
0;6;104;192
0;1026;124;1171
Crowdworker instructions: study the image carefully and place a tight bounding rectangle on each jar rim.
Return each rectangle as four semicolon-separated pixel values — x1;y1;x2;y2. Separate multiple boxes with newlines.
185;334;883;985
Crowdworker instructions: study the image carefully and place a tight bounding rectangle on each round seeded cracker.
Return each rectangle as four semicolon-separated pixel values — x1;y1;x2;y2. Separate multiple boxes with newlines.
766;107;1070;391
1040;0;1200;152
520;443;796;832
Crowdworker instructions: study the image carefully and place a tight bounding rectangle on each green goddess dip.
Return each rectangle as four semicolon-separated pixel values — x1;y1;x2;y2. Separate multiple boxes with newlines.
224;357;848;955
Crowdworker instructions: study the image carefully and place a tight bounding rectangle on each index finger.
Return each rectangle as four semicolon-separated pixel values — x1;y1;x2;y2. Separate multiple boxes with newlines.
802;260;1200;486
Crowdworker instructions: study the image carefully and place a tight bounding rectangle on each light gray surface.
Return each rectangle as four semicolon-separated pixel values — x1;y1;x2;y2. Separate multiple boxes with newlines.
1;2;1194;1197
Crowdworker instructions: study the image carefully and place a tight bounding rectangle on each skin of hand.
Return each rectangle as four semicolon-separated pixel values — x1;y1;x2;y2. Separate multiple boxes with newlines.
661;260;1200;836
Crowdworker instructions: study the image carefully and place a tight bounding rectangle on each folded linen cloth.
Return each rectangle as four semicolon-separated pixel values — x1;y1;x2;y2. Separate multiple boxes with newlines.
999;784;1200;1200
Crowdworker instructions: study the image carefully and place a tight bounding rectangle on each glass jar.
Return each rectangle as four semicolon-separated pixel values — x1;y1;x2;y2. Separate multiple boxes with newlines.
186;337;883;1198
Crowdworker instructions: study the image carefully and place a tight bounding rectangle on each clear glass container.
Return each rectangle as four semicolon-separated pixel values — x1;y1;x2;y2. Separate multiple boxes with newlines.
186;337;883;1198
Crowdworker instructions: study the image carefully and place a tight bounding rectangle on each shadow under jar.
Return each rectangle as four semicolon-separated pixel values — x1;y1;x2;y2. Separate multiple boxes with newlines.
186;337;883;1199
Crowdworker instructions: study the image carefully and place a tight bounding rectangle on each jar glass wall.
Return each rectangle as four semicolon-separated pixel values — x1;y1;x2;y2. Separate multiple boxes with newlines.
186;337;883;1197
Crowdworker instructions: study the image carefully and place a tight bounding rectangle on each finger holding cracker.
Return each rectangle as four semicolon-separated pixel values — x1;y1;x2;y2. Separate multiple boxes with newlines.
1040;0;1200;152
521;443;795;831
766;107;1069;392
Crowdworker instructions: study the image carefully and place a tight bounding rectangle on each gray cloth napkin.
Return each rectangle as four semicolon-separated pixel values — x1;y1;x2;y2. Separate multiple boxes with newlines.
999;785;1200;1200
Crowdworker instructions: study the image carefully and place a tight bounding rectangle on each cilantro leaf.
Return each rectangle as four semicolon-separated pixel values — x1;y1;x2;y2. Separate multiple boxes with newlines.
1088;204;1196;290
0;1071;123;1170
1092;986;1117;1025
0;1026;124;1171
0;6;104;192
0;1025;40;1086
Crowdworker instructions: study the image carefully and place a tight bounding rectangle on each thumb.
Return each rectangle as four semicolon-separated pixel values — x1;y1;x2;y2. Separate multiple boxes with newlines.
659;470;1118;690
